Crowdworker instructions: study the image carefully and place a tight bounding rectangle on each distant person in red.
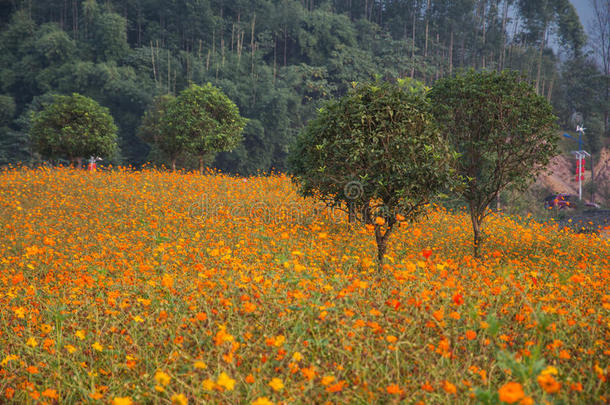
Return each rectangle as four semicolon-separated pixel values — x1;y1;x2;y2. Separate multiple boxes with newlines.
88;156;102;171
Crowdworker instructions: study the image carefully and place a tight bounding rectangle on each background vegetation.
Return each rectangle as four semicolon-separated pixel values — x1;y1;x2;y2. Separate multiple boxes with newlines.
0;0;608;175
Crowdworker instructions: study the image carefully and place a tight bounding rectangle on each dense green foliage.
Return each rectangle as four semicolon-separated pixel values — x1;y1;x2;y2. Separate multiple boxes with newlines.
289;80;456;263
430;70;559;257
29;93;118;163
0;0;607;173
160;83;247;172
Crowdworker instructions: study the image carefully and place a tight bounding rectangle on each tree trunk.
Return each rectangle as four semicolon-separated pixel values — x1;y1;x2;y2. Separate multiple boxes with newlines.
251;14;256;74
273;34;277;84
535;25;547;94
481;0;486;69
199;156;204;174
348;203;356;224
283;26;287;66
411;6;416;78
449;30;454;75
424;0;430;65
374;223;394;266
499;0;509;71
470;209;482;258
171;157;176;171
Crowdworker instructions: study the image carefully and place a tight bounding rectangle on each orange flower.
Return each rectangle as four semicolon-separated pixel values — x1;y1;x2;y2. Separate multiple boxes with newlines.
112;397;133;405
442;381;457;394
452;293;464;306
301;366;316;381
4;388;15;399
537;373;561;394
321;375;335;386
465;330;477;340
171;393;188;405
569;382;583;392
386;384;402;394
161;274;174;288
498;382;524;404
243;301;256;313
325;381;346;393
41;389;59;399
26;365;39;374
421;382;434;392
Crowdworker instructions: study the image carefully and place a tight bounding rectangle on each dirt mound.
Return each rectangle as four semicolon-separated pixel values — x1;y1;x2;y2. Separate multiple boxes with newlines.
536;154;577;195
594;148;610;183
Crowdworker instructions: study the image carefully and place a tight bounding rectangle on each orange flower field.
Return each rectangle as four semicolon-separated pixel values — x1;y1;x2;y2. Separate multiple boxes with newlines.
0;168;608;404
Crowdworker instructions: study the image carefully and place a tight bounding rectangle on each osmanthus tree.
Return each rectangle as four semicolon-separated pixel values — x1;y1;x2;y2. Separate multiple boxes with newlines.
429;69;558;258
289;79;457;265
30;93;118;165
161;83;247;173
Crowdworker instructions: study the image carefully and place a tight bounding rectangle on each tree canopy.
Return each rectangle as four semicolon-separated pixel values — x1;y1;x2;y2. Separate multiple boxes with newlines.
160;83;247;173
29;93;118;163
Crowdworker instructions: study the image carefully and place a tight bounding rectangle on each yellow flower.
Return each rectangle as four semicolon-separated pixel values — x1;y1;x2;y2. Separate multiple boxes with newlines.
112;397;133;405
321;375;335;386
268;378;284;392
171;393;188;405
292;352;303;362
64;344;77;354
273;335;285;347
216;372;235;391
92;342;103;352
252;397;274;405
202;379;215;391
154;370;171;386
13;307;26;319
540;366;558;376
193;361;207;369
2;354;19;366
26;337;38;347
75;330;86;340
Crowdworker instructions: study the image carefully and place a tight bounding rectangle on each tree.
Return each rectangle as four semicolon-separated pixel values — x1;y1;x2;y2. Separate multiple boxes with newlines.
30;93;118;165
429;70;558;258
84;0;130;62
588;0;610;135
138;93;182;169
0;94;24;166
289;80;456;265
161;83;246;173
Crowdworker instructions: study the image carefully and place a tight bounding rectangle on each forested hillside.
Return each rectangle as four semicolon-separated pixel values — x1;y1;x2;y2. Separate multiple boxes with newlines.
1;0;608;174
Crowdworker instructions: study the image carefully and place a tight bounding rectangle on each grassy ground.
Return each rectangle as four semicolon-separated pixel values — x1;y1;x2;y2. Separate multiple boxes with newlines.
0;168;608;404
